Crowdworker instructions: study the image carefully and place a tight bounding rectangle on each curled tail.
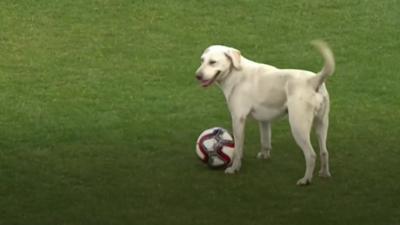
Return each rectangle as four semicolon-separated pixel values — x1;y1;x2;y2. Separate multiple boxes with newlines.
309;40;335;90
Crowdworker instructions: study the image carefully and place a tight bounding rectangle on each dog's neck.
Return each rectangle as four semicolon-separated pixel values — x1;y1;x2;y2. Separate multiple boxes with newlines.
217;57;255;102
217;70;238;100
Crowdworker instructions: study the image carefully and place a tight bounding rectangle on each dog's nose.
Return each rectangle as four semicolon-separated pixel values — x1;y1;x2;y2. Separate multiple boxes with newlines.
195;73;203;80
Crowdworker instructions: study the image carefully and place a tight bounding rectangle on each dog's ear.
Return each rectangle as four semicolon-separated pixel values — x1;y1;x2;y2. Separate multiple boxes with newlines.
225;48;242;70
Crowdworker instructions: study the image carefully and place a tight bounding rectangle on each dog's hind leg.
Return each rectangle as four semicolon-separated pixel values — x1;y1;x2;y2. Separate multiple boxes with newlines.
287;98;317;186
257;121;272;160
314;103;331;178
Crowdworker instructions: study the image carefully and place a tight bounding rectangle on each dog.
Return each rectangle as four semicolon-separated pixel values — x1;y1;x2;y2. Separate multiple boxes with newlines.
195;40;335;185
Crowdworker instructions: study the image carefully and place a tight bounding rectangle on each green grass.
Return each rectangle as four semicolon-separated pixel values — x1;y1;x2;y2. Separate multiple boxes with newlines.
0;0;399;224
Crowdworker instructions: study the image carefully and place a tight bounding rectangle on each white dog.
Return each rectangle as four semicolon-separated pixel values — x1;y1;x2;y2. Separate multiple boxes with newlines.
195;40;335;185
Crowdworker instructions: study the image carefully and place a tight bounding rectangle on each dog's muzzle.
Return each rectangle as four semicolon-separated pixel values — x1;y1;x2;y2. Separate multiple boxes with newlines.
196;71;221;87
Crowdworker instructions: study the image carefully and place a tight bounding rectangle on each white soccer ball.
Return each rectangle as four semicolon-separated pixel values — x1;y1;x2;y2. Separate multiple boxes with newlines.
196;127;235;168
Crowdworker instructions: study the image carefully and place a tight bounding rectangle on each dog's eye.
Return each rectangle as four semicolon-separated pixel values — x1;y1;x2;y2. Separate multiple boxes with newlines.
209;60;217;65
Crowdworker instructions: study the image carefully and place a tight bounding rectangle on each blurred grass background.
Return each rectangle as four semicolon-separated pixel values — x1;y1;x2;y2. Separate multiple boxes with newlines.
0;0;399;224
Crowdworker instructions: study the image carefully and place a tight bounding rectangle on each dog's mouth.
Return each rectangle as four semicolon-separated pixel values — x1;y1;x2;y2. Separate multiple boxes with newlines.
200;71;221;87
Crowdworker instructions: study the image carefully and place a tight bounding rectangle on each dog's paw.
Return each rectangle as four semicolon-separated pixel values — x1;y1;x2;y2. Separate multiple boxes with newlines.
296;177;312;186
319;170;331;178
256;151;271;160
224;166;237;174
224;161;241;174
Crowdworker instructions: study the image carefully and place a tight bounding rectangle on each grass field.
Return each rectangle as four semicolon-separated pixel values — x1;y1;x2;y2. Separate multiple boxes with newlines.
0;0;399;224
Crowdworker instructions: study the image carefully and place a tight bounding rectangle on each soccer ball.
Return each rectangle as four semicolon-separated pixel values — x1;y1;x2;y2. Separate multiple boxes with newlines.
196;127;235;168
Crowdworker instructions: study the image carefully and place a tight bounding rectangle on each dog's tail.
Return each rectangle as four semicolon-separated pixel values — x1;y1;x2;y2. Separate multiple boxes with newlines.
309;40;335;90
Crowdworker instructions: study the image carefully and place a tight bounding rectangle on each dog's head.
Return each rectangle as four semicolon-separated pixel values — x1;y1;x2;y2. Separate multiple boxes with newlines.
195;45;241;87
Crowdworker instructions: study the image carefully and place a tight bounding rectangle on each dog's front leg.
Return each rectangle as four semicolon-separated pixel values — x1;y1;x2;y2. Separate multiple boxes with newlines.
225;115;246;174
257;121;272;160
